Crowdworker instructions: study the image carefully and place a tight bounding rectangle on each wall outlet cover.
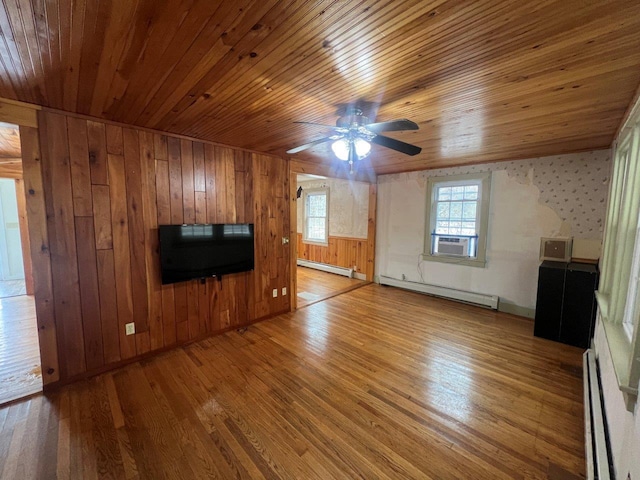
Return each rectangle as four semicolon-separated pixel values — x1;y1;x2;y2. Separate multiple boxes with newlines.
125;322;135;335
282;287;287;296
272;288;278;298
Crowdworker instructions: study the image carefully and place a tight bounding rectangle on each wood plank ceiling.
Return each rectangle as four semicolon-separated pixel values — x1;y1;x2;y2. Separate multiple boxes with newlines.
1;0;639;174
0;123;22;177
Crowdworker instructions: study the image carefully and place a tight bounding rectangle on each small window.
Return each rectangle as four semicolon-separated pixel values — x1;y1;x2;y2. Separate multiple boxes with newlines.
424;172;491;267
303;188;329;245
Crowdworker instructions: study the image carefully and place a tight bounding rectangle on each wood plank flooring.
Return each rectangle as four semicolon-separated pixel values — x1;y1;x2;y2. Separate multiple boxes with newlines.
297;266;365;308
0;295;41;406
0;284;585;479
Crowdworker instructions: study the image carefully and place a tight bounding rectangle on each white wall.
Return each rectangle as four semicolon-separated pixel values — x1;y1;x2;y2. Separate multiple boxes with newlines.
594;320;640;479
0;178;24;281
376;150;610;315
297;177;369;239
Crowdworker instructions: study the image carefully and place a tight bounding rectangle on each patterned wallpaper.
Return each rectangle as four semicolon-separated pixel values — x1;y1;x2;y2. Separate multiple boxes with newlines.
378;149;610;239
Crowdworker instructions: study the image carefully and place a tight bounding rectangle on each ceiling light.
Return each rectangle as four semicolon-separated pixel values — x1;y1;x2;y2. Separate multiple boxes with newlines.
331;138;350;161
354;137;371;158
331;137;372;162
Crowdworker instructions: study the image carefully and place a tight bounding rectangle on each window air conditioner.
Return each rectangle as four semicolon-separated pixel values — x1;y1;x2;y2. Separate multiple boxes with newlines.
437;236;469;256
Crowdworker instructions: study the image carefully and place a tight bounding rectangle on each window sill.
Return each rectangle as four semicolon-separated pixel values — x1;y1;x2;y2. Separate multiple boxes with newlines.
596;292;638;411
421;253;486;268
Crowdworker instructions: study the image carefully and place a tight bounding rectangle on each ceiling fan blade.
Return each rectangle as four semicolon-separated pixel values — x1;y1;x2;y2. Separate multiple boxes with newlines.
365;119;419;133
286;136;337;154
294;121;339;129
371;134;422;156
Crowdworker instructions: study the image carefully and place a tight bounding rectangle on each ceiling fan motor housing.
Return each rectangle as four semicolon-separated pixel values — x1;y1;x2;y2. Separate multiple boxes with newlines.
336;108;369;129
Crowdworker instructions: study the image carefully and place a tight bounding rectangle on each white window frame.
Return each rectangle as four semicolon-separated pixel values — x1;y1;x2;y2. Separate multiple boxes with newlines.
423;172;491;267
597;99;640;411
303;188;329;246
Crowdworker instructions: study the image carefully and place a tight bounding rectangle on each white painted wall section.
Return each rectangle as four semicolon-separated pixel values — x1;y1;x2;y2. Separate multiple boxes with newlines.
376;150;610;314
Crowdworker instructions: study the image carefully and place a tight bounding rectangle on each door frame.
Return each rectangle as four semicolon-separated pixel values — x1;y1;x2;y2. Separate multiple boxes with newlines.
288;158;378;311
0;97;59;386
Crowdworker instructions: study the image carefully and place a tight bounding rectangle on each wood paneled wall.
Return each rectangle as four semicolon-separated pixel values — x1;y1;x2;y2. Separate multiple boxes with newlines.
22;111;289;386
297;235;369;274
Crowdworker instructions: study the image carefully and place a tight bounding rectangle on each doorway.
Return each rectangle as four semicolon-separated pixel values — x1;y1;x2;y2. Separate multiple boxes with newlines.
0;122;41;405
295;173;372;307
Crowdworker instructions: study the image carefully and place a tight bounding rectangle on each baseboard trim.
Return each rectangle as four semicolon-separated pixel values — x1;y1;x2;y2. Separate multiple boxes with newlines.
498;301;535;319
297;259;354;277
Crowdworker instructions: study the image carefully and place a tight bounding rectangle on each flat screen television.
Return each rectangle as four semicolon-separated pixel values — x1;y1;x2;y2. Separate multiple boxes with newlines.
158;224;254;285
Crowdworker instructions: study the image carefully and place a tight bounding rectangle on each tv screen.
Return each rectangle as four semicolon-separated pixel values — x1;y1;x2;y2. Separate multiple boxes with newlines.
158;224;254;285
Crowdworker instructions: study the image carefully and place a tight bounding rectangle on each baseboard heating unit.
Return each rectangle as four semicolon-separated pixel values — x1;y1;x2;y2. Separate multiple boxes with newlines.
379;275;499;310
297;259;353;278
583;349;612;480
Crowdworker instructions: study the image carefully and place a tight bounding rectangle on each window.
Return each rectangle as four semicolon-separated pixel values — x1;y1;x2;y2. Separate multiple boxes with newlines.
424;172;491;267
597;98;640;410
303;188;329;245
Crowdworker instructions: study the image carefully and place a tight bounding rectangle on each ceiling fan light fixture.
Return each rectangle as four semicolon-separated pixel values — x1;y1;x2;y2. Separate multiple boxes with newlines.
331;138;350;161
331;137;371;161
354;137;371;158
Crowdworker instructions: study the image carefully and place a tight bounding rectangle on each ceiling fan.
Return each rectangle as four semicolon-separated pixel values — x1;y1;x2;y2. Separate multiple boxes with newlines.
286;108;422;173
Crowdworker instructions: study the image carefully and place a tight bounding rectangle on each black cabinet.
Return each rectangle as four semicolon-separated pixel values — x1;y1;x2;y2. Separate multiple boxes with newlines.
534;261;599;348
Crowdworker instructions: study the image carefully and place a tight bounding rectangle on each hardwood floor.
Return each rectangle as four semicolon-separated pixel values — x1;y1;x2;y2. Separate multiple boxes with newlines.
297;266;366;308
0;285;585;479
0;295;41;407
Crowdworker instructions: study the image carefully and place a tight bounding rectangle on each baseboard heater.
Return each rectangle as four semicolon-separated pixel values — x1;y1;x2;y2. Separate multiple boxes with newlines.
297;259;353;278
583;349;612;480
379;275;499;310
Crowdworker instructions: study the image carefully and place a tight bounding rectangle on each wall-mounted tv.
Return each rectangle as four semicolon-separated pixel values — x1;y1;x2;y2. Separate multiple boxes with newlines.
158;224;254;285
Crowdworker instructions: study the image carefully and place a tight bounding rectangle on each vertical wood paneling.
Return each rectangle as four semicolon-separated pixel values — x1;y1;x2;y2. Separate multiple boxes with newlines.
25;112;290;385
167;137;183;224
67;117;93;216
123;128;150;355
193;142;205;193
153;134;167;161
204;144;217;223
180;139;195;224
92;185;113;250
214;146;228;223
40;112;86;378
107;152;136;360
96;249;120;364
139;131;163;351
19;124;60;385
74;216;104;370
105;124;123;155
155;160;171;225
86;121;108;185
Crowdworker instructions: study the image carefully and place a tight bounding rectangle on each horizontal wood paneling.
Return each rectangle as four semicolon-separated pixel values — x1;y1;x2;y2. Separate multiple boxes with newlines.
1;2;639;173
27;111;290;385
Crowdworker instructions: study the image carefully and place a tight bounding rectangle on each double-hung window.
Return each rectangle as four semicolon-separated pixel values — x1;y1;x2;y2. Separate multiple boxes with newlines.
597;100;640;410
303;188;329;245
424;172;491;267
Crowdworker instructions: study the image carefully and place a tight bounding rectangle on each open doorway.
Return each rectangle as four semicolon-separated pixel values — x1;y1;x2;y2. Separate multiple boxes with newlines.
0;122;41;405
295;173;372;307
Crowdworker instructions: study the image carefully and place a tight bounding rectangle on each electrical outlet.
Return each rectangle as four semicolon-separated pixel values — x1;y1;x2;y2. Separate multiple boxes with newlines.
402;274;406;281
282;287;287;296
125;322;135;336
272;288;278;298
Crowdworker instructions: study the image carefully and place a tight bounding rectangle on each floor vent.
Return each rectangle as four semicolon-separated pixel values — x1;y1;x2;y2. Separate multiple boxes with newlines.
378;276;499;310
297;259;353;278
583;349;613;480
